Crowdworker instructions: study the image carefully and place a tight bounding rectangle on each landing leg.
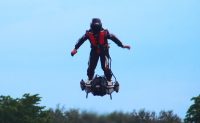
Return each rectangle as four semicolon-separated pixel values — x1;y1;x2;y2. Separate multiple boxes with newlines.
86;93;88;99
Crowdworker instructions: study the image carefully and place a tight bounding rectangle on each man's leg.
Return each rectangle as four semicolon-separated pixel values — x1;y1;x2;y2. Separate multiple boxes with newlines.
87;51;99;81
100;54;112;81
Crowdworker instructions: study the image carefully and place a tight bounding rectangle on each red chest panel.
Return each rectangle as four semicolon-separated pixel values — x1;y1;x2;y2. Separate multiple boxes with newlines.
87;31;107;47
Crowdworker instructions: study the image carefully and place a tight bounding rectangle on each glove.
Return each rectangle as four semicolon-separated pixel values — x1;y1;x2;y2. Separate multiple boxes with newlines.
71;49;77;56
123;45;131;50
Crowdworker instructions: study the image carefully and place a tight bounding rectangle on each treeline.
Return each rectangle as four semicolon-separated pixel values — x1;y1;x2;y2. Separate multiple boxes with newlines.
0;93;199;123
49;107;181;123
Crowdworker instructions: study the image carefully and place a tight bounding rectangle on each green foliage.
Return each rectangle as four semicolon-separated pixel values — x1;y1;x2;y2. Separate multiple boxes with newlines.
130;109;156;123
185;94;200;123
0;93;182;123
0;93;50;123
158;110;181;123
48;107;181;123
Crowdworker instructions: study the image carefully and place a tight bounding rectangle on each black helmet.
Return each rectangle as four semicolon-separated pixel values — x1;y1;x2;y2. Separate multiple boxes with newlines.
90;18;102;33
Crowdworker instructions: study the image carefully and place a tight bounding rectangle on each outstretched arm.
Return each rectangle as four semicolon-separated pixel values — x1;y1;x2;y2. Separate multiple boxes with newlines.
122;45;131;50
107;31;131;50
71;34;88;56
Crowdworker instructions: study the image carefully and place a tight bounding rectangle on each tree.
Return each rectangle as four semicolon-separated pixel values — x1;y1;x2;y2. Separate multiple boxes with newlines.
0;93;50;123
185;94;200;123
158;110;181;123
0;93;183;123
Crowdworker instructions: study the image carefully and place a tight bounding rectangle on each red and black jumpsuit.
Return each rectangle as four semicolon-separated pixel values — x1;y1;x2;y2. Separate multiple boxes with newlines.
74;29;124;81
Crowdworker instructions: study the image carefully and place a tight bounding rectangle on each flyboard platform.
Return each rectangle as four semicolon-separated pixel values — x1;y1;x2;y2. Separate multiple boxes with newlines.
80;75;119;100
